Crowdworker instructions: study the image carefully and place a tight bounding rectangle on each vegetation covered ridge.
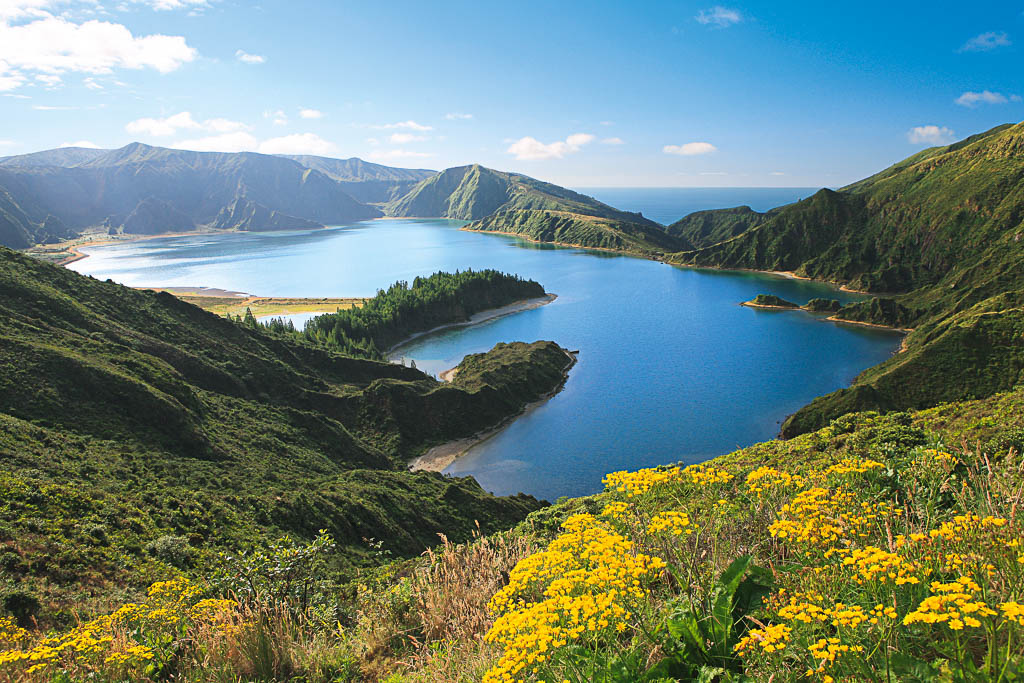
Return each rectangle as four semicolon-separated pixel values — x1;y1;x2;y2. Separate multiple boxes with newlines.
0;246;576;622
4;380;1023;681
299;269;546;359
384;163;684;255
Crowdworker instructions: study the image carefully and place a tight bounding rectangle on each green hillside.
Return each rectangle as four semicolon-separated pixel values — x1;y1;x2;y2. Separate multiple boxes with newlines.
665;205;772;250
387;164;684;254
667;122;1024;434
0;247;574;620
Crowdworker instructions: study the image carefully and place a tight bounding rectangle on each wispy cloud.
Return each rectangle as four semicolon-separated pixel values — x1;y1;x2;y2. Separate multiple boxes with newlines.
600;137;624;145
955;90;1020;107
299;108;323;119
389;132;427;144
264;109;287;126
59;140;100;148
235;49;265;64
170;131;337;155
907;125;956;145
372;120;433;131
696;6;742;28
33;104;77;110
445;112;472;120
507;133;595;160
133;0;211;11
368;149;433;160
663;141;717;155
958;31;1011;52
126;111;248;136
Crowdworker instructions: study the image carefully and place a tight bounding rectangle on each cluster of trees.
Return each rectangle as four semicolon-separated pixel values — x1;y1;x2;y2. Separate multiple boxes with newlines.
302;269;545;359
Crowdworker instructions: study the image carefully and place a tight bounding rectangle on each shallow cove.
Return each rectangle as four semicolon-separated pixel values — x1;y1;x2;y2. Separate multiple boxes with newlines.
69;216;902;501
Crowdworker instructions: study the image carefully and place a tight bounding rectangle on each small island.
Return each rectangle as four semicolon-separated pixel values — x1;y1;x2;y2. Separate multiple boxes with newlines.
741;293;800;309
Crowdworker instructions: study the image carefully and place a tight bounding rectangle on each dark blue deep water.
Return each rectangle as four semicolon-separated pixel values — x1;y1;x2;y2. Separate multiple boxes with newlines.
70;189;901;501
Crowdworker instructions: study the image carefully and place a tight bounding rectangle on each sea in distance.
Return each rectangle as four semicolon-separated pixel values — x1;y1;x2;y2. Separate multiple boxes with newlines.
69;187;901;501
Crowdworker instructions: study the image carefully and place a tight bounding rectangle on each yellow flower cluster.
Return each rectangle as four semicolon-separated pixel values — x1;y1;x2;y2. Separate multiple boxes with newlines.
903;578;997;630
1002;602;1024;625
599;501;630;520
834;546;923;585
0;617;27;646
824;458;884;476
929;514;1008;542
745;466;805;497
734;623;791;654
922;448;956;464
807;637;864;676
484;514;666;683
646;511;693;536
603;466;681;497
682;464;734;486
0;576;232;677
769;488;901;551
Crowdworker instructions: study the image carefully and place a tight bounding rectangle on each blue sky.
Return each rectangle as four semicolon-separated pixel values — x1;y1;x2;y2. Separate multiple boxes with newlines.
0;0;1021;187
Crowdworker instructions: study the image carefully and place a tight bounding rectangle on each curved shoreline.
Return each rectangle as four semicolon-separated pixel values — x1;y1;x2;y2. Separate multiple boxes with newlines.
386;293;557;357
408;348;578;473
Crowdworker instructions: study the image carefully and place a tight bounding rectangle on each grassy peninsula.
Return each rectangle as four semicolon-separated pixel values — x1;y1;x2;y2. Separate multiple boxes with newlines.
299;270;547;358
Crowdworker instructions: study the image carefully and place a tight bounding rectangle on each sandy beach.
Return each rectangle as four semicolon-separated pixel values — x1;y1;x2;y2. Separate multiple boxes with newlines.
408;348;578;472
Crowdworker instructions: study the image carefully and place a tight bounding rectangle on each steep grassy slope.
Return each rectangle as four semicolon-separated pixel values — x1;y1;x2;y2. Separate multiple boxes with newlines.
0;247;571;618
665;205;771;250
387;164;684;254
8;382;1022;681
667;122;1024;433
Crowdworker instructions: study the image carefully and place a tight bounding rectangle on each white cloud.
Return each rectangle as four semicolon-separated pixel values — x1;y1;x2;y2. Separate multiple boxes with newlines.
600;137;624;145
126;111;249;137
907;125;956;145
696;6;742;27
264;109;287;126
372;120;433;131
59;140;100;148
35;72;60;86
33;104;77;110
172;131;258;152
126;111;200;136
0;139;14;146
389;132;427;144
663;141;717;155
770;171;786;176
170;131;338;156
599;120;614;126
955;90;1018;107
299;108;323;119
959;31;1011;52
365;137;380;146
368;149;433;160
445;112;473;120
0;0;51;21
506;133;596;160
235;49;265;64
131;0;210;10
257;133;336;156
700;171;727;176
83;76;102;90
0;16;197;76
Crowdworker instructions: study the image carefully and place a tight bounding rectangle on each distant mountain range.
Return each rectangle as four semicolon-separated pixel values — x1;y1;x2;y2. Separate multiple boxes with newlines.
0;143;682;253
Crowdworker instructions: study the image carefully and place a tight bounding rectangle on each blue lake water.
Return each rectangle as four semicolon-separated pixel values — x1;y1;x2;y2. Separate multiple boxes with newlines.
70;192;901;502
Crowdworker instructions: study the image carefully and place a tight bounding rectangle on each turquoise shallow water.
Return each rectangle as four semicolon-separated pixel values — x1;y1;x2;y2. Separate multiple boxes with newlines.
70;212;902;502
